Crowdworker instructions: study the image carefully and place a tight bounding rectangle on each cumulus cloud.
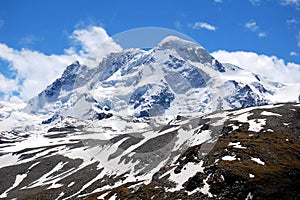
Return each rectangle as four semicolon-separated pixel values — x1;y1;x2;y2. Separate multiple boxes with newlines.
69;26;122;66
192;22;217;31
0;73;18;94
0;43;77;99
70;26;120;56
0;26;122;101
244;20;267;38
290;51;298;56
212;50;300;83
214;0;222;3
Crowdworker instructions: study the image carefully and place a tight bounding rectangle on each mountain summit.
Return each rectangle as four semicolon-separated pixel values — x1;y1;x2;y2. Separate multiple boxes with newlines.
24;36;297;125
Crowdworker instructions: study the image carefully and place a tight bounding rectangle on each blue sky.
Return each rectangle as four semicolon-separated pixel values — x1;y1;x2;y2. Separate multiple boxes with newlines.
0;0;300;101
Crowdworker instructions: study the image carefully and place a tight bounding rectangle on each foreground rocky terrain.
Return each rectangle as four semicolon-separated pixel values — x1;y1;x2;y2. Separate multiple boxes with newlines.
0;103;299;199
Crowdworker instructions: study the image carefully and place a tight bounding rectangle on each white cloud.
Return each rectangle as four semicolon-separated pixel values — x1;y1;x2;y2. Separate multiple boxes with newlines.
245;20;267;38
0;43;77;99
192;22;217;31
281;0;300;6
70;26;122;66
245;20;259;32
0;74;18;94
70;26;117;54
249;0;261;5
287;18;298;25
214;0;222;3
212;50;300;83
258;32;267;38
0;26;122;101
290;51;298;56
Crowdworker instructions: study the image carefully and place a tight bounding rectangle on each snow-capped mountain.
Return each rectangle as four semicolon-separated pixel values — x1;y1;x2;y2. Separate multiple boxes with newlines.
23;36;299;125
0;36;299;200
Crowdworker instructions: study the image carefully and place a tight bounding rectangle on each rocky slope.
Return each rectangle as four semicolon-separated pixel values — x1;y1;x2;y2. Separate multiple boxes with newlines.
0;103;299;199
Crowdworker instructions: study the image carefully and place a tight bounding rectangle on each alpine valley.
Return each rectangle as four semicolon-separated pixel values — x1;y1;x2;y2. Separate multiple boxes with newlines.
0;36;299;200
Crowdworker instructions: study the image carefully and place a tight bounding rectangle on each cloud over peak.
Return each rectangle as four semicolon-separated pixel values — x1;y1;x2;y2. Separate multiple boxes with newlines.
212;50;300;83
0;26;121;101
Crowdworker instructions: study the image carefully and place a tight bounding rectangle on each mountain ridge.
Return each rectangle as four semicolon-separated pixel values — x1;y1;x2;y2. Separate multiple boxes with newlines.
22;36;299;125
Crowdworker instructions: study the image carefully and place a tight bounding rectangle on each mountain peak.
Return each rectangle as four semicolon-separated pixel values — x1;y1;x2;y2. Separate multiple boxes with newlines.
158;35;194;44
157;35;204;50
23;33;298;120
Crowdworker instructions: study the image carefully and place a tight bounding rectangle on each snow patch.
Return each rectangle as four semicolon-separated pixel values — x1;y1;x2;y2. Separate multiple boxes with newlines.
261;111;282;116
228;124;240;131
97;191;110;199
0;173;27;198
228;142;246;149
248;119;266;132
222;155;236;161
109;194;117;200
68;182;75;187
230;112;252;122
0;153;20;168
251;157;265;165
168;161;204;191
27;161;67;188
200;173;213;197
48;183;64;189
55;192;65;200
246;192;254;200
